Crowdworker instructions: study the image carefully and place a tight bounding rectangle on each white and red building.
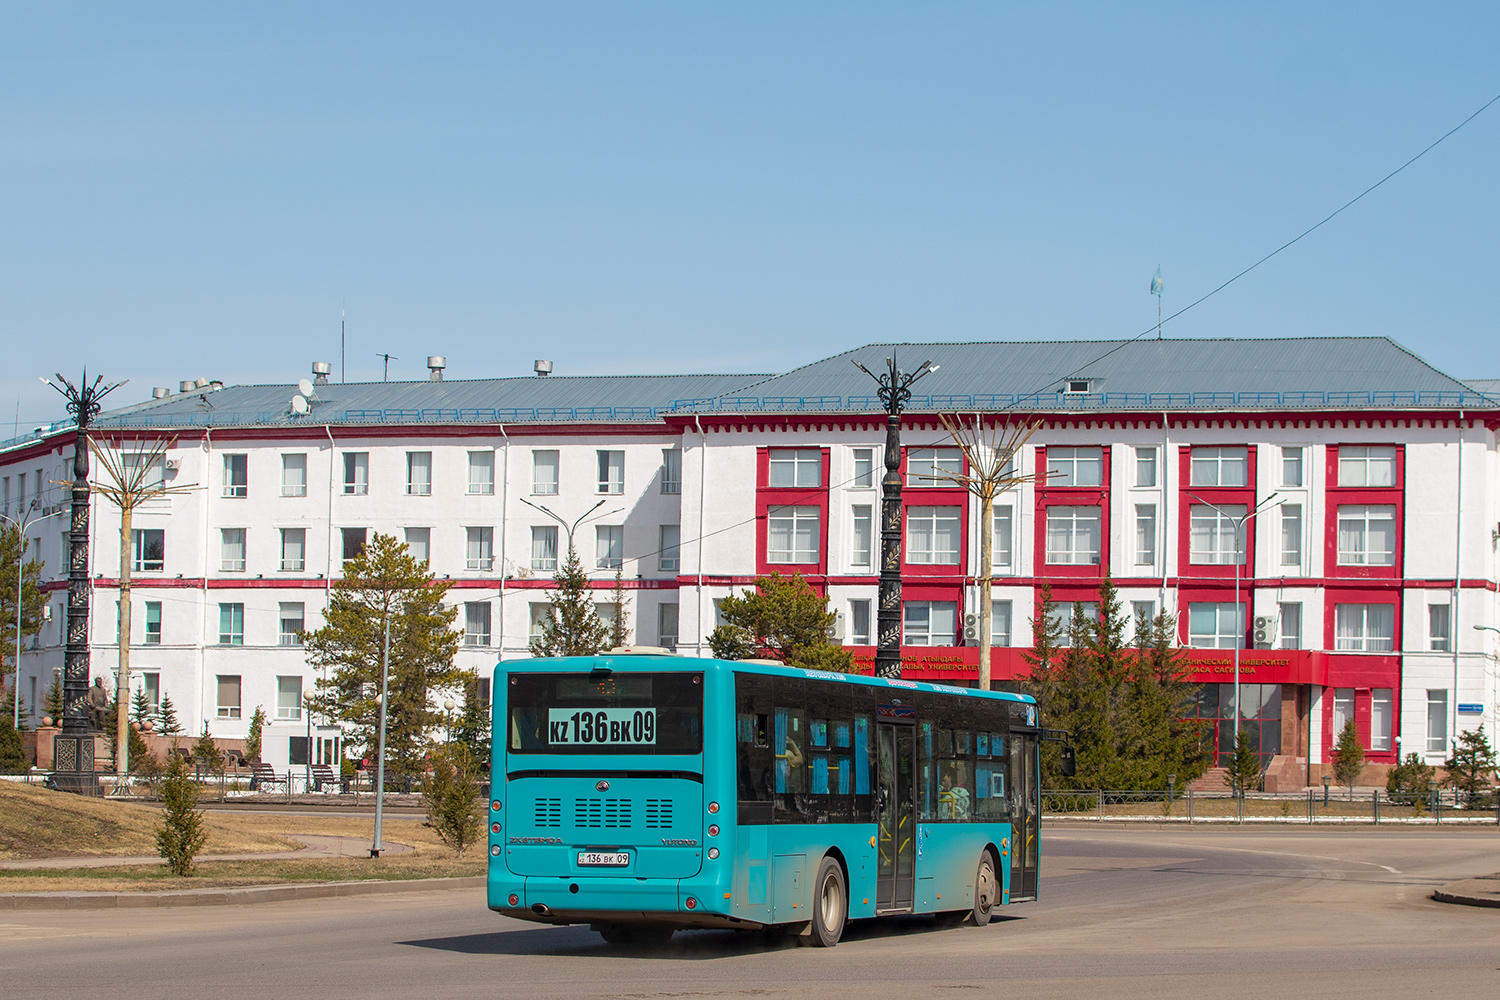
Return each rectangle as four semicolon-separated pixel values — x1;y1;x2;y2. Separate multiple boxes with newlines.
3;338;1496;780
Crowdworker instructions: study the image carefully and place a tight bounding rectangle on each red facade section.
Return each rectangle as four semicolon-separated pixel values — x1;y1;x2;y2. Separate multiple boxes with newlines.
1033;444;1111;580
754;446;831;578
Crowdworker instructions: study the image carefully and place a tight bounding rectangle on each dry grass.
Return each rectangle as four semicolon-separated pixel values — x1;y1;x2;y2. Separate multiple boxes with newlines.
0;782;424;861
0;853;486;893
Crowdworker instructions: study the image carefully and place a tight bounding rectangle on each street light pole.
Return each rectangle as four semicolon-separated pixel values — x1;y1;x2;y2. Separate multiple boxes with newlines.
370;615;391;858
1187;491;1281;756
516;497;616;561
3;500;64;730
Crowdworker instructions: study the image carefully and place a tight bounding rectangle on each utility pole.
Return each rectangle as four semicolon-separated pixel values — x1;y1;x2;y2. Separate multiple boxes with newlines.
371;615;391;857
3;500;63;730
853;354;938;679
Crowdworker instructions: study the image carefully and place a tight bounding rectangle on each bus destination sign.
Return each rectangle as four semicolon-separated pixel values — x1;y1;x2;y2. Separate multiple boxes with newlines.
548;707;658;746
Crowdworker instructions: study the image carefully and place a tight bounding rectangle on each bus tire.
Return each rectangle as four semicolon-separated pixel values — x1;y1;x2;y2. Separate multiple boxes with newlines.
966;849;998;927
810;856;847;947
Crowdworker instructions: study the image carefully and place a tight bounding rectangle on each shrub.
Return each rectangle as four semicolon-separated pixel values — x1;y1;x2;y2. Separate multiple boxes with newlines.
1386;753;1435;809
155;752;208;875
423;744;482;855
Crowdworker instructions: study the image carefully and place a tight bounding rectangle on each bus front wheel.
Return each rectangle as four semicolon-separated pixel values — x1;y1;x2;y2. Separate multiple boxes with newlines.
810;856;847;947
967;849;998;927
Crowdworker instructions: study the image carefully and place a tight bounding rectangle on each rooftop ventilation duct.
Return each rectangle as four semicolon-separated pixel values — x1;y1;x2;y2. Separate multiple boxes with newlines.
179;380;196;393
311;361;332;385
151;387;171;399
195;377;210;389
534;359;553;376
428;356;446;381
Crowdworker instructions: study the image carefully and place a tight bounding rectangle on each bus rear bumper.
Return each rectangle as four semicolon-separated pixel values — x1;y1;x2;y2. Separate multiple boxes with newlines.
490;875;753;930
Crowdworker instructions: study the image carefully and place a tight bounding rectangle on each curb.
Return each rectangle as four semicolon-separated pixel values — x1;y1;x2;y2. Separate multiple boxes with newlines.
0;876;485;911
1432;875;1500;909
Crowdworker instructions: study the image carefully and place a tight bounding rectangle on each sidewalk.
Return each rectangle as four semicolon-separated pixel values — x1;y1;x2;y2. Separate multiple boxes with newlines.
0;834;412;871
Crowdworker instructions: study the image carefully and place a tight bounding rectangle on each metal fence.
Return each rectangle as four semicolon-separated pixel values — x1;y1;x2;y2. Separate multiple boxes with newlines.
1042;787;1500;824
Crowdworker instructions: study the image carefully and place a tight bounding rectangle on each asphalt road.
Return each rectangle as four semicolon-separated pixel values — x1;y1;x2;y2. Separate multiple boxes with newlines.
4;825;1497;999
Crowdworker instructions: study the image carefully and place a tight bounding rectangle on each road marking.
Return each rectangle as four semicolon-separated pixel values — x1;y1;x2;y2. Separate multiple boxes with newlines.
1059;835;1402;874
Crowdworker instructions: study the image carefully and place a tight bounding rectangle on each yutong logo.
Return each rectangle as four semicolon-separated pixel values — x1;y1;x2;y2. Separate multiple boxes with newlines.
509;836;563;845
661;838;698;846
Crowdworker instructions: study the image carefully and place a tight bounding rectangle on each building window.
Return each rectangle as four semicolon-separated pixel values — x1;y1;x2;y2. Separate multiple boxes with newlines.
276;676;303;721
907;447;963;488
853;448;875;488
532;450;559;495
144;601;162;645
1280;504;1302;567
1332;687;1355;736
767;506;819;564
1334;603;1395;652
1278;602;1301;650
1045;446;1102;487
595;525;623;570
991;601;1013;646
281;454;307;497
216;675;241;719
988;504;1014;570
124;453;166;490
529;603;552;638
341;527;367;564
906;506;961;565
223;453;248;498
1189;503;1246;565
658;602;679;651
1189;446;1248;487
531;526;558;572
280;527;306;572
1047;601;1100;647
850;599;872;644
464;602;492;646
1336;505;1396;566
768;449;822;488
404;526;430;564
342;452;369;495
406;452;432;496
1281;447;1304;487
279;602;304;645
659;524;680;573
1428;604;1452;652
1045;506;1101;565
1426;689;1448;752
139;672;160;713
466;526;494;571
1338;445;1396;487
1134;504;1156;566
661;448;682;494
474;677;492;711
1128;601;1155;643
1191;683;1282;767
903;601;957;645
834;507;868;574
1371;688;1393;751
1135;447;1157;487
467;451;495;495
133;529;165;572
218;603;244;645
597;450;625;494
220;528;246;572
1187;602;1242;649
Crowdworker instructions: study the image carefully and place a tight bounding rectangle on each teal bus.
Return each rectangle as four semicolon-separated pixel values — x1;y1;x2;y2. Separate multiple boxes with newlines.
487;651;1047;947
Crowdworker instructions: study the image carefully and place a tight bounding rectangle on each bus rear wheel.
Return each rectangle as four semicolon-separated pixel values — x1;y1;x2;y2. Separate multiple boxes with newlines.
810;856;847;947
966;849;998;927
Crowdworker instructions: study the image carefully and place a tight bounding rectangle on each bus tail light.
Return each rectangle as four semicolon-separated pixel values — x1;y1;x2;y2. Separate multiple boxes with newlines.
685;896;697;910
508;893;520;906
708;824;719;837
707;801;720;814
491;822;501;834
491;800;502;811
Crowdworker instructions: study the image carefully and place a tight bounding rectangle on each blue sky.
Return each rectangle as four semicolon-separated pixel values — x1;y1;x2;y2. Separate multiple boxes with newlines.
3;3;1497;429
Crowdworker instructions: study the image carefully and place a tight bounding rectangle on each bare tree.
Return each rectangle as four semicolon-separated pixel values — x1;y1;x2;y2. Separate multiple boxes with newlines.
89;437;196;775
935;416;1047;690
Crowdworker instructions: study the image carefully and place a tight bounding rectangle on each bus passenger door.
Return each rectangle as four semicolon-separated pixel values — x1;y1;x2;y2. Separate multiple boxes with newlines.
1009;731;1040;901
876;723;915;912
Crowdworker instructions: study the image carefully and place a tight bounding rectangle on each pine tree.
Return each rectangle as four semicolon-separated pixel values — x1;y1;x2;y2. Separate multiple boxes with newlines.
244;705;266;762
450;673;492;763
1386;752;1435;808
157;694;182;736
706;572;854;672
45;674;65;724
422;743;483;855
1;524;47;700
155;752;208;876
126;724;152;776
0;714;27;773
1331;718;1365;799
131;689;155;730
1227;729;1261;796
1444;726;1497;808
302;532;464;779
530;544;610;657
607;569;630;649
193;725;225;776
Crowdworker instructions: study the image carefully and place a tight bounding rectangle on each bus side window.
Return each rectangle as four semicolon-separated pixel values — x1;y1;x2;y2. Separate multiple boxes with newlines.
918;721;936;821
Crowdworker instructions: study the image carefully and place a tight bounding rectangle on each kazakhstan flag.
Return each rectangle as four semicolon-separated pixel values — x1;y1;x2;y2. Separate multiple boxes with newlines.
1150;267;1163;296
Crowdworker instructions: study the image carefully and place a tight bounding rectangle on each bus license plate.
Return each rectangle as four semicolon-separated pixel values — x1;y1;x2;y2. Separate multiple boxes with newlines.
577;851;630;867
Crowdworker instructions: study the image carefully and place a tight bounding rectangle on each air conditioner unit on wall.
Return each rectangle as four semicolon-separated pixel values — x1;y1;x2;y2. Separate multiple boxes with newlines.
1253;615;1278;646
828;611;846;642
963;614;980;643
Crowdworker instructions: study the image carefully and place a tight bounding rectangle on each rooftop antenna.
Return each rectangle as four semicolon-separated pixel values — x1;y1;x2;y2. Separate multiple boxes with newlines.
340;303;346;383
1150;266;1163;340
377;353;398;382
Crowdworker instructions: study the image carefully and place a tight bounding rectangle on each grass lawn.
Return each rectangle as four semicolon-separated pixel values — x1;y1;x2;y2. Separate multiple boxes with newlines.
0;853;486;893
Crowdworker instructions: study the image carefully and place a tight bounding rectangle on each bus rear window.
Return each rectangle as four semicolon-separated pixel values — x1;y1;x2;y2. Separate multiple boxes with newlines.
507;672;703;755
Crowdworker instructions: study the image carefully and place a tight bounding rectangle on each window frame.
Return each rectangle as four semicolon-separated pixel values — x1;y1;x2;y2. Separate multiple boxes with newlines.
661;448;682;495
532;450;560;495
906;447;964;488
1336;504;1397;567
276;675;303;722
222;453;249;498
279;527;306;573
280;453;308;497
530;525;558;572
658;524;681;573
132;528;165;573
596;450;625;494
766;505;821;565
1044;446;1103;488
216;675;242;720
279;602;305;646
595;524;624;570
466;526;495;571
1044;505;1101;566
466;450;495;495
903;600;958;646
406;451;433;497
1333;602;1396;652
1186;601;1244;649
1189;446;1249;487
220;527;247;573
768;448;822;489
905;505;962;566
1189;503;1248;566
342;452;369;495
217;602;245;646
464;601;492;647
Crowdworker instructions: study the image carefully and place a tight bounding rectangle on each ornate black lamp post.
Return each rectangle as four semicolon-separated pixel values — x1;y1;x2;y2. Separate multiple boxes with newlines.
46;372;119;795
852;355;938;679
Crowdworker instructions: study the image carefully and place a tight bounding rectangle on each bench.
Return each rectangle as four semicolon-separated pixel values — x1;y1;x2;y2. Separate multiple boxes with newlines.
250;763;285;791
310;764;339;792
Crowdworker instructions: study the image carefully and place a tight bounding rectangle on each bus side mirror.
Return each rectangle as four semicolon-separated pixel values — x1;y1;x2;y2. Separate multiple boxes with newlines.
1059;745;1077;778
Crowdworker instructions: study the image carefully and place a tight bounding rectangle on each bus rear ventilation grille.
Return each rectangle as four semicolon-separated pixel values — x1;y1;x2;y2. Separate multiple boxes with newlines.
575;798;632;828
533;798;562;827
644;798;674;828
